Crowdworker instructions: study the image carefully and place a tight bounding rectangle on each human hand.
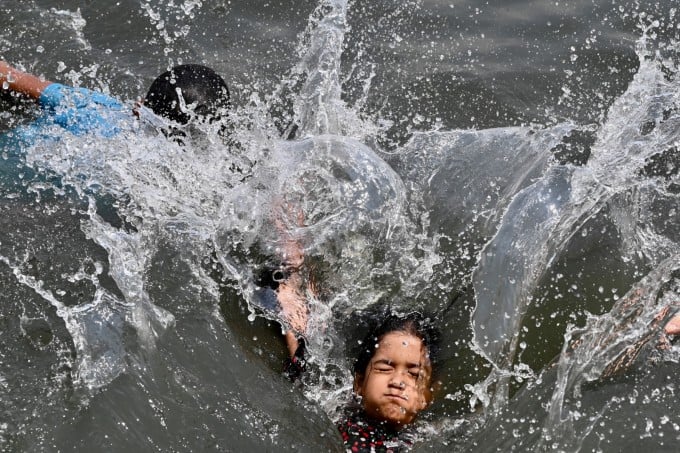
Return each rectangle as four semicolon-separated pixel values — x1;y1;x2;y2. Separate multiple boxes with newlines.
664;313;680;335
654;306;680;350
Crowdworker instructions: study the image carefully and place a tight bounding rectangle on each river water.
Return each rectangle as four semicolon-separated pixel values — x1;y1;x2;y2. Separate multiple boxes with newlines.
1;0;679;451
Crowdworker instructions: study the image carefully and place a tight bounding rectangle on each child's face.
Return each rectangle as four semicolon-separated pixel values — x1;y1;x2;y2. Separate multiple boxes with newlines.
354;331;432;428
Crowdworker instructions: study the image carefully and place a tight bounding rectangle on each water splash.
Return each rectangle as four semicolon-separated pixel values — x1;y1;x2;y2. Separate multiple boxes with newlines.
15;0;425;421
470;30;680;417
538;256;680;450
4;0;680;449
0;251;129;389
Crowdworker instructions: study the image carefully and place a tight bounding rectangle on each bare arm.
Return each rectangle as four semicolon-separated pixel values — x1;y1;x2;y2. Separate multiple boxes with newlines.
278;273;309;354
0;61;52;100
271;199;313;359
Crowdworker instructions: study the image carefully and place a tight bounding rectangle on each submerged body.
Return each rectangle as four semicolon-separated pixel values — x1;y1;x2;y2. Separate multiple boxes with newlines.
0;60;230;146
337;408;416;452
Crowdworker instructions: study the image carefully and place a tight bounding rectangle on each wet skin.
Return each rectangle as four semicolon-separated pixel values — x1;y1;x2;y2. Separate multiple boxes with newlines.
354;331;432;428
665;314;680;335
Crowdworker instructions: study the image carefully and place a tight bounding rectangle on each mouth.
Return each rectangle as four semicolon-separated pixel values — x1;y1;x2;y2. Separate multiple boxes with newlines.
385;393;408;402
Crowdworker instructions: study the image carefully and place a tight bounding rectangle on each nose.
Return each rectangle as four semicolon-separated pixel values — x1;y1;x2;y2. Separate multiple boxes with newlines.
389;375;406;390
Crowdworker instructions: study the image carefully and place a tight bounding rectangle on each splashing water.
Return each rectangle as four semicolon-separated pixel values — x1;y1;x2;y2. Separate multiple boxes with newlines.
3;0;680;450
464;25;680;448
13;0;433;425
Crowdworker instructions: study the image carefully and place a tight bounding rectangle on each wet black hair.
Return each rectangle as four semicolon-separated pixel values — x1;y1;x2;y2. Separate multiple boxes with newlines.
144;64;230;124
353;311;440;376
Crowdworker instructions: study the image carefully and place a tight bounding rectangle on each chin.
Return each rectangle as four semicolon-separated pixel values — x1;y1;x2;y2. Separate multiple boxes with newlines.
380;407;414;428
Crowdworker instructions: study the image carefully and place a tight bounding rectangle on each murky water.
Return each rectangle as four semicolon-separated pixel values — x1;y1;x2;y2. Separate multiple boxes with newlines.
1;0;679;451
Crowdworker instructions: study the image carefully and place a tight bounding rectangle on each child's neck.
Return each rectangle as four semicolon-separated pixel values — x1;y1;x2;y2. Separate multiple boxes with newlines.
358;408;407;432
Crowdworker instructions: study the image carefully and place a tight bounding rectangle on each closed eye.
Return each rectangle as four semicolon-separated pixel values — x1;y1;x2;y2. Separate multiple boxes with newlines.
372;359;394;372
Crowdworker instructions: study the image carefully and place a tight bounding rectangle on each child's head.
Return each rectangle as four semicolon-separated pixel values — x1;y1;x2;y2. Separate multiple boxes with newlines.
352;312;438;429
144;64;230;125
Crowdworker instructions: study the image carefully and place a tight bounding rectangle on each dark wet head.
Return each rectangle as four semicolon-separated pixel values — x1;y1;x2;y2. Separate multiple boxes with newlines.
144;64;230;125
353;311;439;376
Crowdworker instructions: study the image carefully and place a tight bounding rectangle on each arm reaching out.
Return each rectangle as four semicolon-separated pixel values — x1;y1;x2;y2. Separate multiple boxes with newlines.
269;198;320;373
278;273;310;355
277;264;316;380
0;61;52;100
